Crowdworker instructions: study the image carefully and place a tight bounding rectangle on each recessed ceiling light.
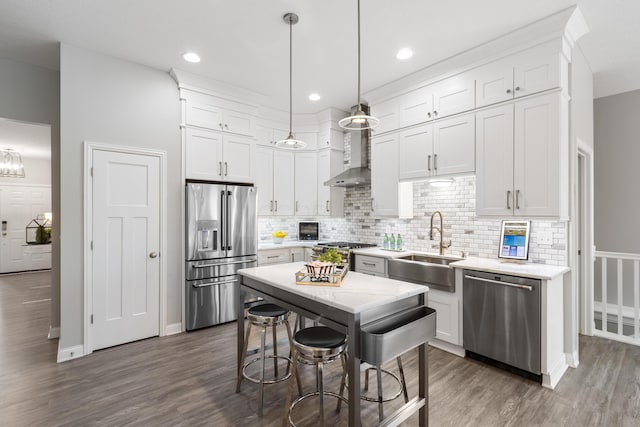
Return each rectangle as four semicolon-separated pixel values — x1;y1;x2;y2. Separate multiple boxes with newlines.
396;48;413;60
309;93;321;101
183;52;201;63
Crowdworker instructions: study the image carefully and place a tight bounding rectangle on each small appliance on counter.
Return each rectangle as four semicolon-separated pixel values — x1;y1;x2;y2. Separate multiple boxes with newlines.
298;221;319;241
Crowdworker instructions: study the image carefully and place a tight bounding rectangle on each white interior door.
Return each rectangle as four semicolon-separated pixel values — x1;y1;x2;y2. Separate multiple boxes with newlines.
91;149;160;351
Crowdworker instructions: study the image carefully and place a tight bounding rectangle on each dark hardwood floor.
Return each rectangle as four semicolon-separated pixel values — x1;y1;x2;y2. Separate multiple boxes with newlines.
1;271;640;426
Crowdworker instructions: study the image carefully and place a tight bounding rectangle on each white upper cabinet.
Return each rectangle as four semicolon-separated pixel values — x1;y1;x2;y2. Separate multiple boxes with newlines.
475;53;561;108
398;86;434;128
255;145;275;215
185;128;223;181
295;132;318;151
317;149;345;217
185;128;254;183
294;152;318;216
256;124;275;146
398;112;475;181
254;146;298;216
318;124;345;150
371;134;413;218
184;90;256;137
476;92;563;217
431;73;475;119
432;112;475;176
373;72;475;135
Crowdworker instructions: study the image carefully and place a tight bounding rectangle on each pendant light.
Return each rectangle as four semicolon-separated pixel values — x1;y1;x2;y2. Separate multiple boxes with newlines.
0;149;25;178
275;13;306;149
339;0;379;131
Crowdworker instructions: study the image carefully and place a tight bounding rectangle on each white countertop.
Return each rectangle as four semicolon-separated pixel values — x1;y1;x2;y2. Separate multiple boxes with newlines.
258;241;318;250
450;257;569;280
350;247;414;259
238;262;428;313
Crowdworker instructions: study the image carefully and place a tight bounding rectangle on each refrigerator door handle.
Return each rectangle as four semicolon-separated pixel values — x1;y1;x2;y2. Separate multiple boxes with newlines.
220;190;226;254
192;278;239;288
226;190;232;251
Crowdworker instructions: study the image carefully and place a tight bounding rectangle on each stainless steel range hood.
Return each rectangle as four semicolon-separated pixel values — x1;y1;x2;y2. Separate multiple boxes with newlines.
324;104;371;188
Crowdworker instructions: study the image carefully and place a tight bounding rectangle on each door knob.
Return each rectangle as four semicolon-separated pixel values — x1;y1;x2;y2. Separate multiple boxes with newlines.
149;252;158;258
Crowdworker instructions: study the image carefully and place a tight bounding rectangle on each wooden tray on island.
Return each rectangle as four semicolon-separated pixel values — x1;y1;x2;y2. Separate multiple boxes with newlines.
295;263;349;287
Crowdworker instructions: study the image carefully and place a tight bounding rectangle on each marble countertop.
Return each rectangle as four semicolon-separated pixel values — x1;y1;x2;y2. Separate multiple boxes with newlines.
451;257;569;280
351;247;568;280
238;262;428;313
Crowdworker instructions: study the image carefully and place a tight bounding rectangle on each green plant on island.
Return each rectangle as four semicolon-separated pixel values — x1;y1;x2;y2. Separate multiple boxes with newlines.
317;248;343;264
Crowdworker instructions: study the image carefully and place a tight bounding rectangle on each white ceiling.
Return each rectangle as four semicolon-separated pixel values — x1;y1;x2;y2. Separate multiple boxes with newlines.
0;119;51;159
0;0;637;116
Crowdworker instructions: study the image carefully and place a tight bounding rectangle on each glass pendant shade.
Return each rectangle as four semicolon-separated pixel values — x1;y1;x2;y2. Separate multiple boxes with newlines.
340;0;379;131
0;149;25;178
275;13;306;149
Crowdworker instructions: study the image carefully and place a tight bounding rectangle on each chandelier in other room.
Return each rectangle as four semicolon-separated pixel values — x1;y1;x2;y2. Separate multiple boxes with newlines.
0;149;25;178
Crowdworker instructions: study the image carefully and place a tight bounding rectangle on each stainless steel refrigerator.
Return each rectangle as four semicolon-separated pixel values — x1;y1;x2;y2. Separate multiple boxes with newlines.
185;181;257;330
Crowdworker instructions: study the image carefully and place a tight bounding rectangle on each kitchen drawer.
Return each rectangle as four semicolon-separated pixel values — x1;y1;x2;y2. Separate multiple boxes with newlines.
258;249;290;265
355;255;387;276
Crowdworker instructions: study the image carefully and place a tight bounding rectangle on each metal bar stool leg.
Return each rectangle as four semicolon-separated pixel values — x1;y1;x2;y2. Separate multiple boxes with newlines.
336;352;347;412
364;368;370;392
258;325;267;417
284;319;302;395
376;366;384;422
317;361;325;427
273;323;279;378
236;320;252;393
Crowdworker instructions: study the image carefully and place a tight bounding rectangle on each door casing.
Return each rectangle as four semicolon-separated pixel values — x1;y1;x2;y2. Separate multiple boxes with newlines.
83;141;167;355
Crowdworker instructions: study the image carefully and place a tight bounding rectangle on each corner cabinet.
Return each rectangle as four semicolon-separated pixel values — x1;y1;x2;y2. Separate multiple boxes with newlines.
185;127;254;183
371;134;413;218
398;112;475;180
255;146;294;216
476;92;566;217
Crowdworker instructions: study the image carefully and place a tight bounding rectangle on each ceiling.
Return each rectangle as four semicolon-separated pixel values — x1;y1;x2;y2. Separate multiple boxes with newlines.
0;0;638;115
0;119;51;158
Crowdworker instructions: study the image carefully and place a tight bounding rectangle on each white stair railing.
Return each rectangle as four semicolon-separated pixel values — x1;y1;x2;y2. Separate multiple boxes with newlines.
594;251;640;346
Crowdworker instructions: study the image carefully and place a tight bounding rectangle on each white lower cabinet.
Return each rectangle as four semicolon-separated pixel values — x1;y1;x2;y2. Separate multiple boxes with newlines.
354;255;387;277
427;290;461;345
290;247;305;263
258;247;311;266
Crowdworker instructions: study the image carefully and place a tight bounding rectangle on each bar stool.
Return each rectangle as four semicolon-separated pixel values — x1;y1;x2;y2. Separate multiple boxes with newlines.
285;326;348;427
236;303;301;417
361;357;409;422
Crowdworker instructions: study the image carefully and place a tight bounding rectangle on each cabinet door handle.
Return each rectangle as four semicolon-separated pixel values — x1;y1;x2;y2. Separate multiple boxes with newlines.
427;112;432;118
427;155;431;171
326;200;330;212
434;154;438;171
295;201;299;212
516;189;521;209
270;200;273;212
224;162;228;176
291;253;294;262
433;110;438;117
275;200;278;212
507;190;511;209
224;124;229;129
218;161;222;176
219;123;223;129
515;86;521;92
506;88;512;94
371;198;375;211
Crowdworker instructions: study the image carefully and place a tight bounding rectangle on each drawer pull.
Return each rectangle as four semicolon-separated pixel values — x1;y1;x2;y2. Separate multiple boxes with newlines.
362;262;377;266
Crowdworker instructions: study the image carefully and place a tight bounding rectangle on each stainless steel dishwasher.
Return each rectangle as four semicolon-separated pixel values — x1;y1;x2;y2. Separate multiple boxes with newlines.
463;269;541;378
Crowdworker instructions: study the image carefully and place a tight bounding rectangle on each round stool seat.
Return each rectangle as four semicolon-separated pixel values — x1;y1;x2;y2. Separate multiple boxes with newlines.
294;326;347;362
248;303;290;325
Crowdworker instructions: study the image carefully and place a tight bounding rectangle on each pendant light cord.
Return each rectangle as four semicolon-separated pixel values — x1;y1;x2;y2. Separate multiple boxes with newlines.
289;17;293;135
357;0;361;110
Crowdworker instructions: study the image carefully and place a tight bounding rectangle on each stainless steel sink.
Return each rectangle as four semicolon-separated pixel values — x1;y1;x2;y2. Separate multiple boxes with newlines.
387;254;462;292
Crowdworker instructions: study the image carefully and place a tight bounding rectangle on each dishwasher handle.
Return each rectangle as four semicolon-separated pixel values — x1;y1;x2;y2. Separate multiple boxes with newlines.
464;275;533;291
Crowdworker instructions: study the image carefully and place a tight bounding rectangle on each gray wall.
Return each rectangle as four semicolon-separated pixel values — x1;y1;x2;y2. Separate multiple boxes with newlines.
0;56;60;332
594;88;640;254
59;44;181;349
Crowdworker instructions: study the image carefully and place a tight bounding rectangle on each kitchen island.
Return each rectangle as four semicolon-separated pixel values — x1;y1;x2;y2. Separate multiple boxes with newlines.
237;262;432;426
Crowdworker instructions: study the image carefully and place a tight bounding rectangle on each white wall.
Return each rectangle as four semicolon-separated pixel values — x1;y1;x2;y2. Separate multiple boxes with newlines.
594;89;640;254
59;44;181;350
0;56;60;333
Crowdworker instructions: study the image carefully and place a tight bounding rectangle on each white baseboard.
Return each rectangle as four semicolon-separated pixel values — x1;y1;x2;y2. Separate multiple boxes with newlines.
566;350;579;368
429;339;466;358
542;356;569;390
165;322;182;336
48;326;60;339
57;343;84;363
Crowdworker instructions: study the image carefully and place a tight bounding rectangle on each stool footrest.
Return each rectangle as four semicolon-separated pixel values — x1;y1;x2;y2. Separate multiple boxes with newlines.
242;355;293;385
